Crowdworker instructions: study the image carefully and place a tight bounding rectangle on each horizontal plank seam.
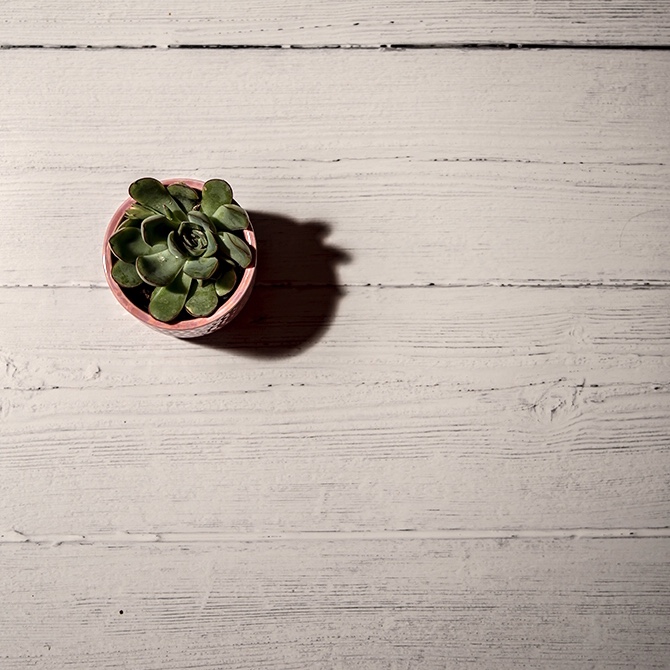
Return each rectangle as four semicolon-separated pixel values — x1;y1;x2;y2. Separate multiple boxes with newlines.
2;281;670;290
176;44;670;51
2;43;670;51
2;528;669;546
8;158;667;166
284;158;668;165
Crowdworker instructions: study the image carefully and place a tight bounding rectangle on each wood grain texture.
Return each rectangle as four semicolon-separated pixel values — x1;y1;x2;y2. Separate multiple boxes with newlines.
2;5;669;664
1;538;668;668
1;0;670;46
1;286;668;534
0;49;668;286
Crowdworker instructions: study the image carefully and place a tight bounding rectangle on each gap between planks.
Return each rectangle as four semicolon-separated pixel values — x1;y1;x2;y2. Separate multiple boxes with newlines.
2;43;670;51
2;528;669;546
2;281;670;289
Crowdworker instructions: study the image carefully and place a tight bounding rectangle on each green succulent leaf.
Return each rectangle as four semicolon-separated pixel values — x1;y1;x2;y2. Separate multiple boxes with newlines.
129;177;181;215
187;210;213;228
211;204;249;231
168;183;200;201
167;183;200;212
185;280;219;317
201;179;233;218
149;272;193;322
109;227;153;263
111;259;142;288
215;268;237;297
163;204;187;227
117;217;141;230
141;214;171;246
190;214;219;242
219;232;253;268
177;222;209;258
136;247;185;286
167;231;187;260
125;203;156;220
183;256;219;280
203;229;218;258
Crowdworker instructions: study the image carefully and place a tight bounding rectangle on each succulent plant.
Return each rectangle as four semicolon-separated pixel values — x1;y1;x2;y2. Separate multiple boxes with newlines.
108;177;253;322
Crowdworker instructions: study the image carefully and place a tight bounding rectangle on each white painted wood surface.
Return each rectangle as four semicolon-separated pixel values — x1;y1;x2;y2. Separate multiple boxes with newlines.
1;2;669;667
2;287;669;534
1;0;670;46
1;50;669;286
1;539;669;669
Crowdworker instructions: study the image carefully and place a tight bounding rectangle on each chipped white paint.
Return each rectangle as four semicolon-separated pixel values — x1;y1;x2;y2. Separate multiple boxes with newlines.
0;2;669;667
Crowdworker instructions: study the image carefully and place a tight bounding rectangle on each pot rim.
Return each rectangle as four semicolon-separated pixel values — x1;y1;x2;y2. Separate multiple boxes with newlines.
102;177;257;333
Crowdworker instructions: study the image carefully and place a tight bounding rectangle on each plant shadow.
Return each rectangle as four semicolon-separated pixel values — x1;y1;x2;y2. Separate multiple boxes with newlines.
194;211;351;357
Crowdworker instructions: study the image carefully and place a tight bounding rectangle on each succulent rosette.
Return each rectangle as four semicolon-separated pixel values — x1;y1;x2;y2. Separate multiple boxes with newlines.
108;177;253;322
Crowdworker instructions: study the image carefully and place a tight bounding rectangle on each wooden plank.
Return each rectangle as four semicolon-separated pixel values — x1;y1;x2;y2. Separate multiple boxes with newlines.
1;538;668;668
0;50;668;286
1;0;669;46
1;286;668;534
4;163;670;288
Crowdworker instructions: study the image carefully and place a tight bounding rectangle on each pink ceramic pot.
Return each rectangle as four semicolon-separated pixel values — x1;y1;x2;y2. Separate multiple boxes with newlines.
103;178;257;338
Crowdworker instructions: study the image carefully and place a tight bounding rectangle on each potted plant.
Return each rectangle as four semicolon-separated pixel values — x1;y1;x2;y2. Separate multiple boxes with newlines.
103;177;257;338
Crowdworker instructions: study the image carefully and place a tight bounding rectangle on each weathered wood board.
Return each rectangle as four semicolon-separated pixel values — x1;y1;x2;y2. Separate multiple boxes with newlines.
1;286;668;534
1;0;670;46
1;538;669;669
0;50;668;286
